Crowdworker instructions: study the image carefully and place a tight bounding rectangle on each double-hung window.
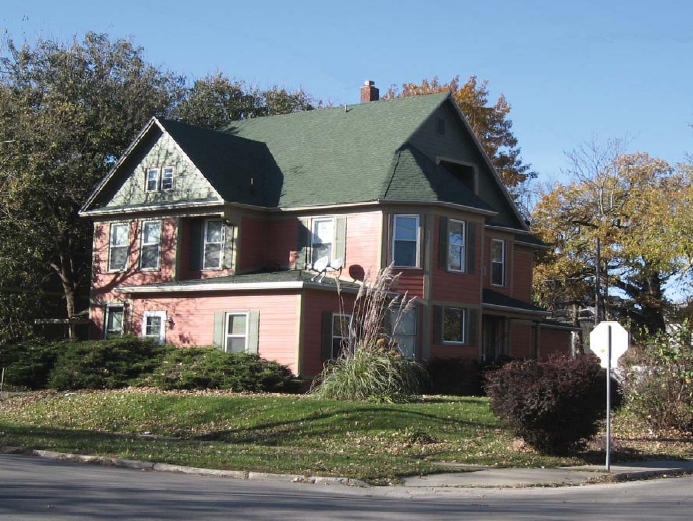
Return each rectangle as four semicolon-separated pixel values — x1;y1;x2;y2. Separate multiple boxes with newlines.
108;223;129;272
203;219;224;269
145;167;174;192
443;307;466;344
311;218;334;265
331;313;351;358
104;306;124;338
491;239;506;286
142;310;166;343
447;219;466;272
392;214;420;268
225;312;249;353
140;221;161;270
161;167;174;191
390;307;417;359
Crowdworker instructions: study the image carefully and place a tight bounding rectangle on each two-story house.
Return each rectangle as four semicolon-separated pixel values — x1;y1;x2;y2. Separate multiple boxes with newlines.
80;81;572;378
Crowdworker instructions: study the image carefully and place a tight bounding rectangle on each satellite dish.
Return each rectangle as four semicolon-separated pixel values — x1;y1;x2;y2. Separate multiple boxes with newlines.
312;256;329;273
331;258;343;270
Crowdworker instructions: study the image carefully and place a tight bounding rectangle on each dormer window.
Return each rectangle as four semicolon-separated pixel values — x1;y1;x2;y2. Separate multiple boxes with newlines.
145;167;174;192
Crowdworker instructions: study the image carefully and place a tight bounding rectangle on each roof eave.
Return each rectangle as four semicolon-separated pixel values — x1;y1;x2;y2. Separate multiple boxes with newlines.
114;280;360;295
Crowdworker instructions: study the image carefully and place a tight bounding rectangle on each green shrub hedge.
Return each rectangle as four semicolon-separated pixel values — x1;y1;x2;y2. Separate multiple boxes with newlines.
2;338;301;393
484;354;605;454
139;347;302;392
48;337;171;390
0;340;64;389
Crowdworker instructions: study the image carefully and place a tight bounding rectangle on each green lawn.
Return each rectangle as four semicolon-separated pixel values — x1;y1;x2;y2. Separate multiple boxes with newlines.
1;389;690;484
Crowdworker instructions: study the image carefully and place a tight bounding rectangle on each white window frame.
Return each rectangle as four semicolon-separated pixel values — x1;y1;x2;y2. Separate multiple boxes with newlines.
224;312;249;353
145;168;159;192
491;239;506;287
442;307;466;344
311;217;335;265
104;305;124;339
203;219;225;270
447;219;466;272
142;310;166;344
139;220;161;271
390;307;417;359
392;214;420;268
161;166;174;191
108;222;129;272
331;313;352;358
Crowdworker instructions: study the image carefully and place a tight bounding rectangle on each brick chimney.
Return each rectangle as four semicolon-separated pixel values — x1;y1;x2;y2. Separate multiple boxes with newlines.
360;80;379;102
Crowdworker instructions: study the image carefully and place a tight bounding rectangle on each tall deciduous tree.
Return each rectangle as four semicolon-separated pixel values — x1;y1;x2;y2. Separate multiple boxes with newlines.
385;76;536;197
171;73;315;130
0;32;185;340
531;138;689;334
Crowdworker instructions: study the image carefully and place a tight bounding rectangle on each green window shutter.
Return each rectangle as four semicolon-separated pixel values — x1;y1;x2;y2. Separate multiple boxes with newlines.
189;219;203;271
222;223;234;269
466;222;476;274
247;310;260;354
334;217;346;265
466;308;478;346
439;217;448;271
321;311;334;362
296;218;311;269
433;305;443;344
213;311;225;350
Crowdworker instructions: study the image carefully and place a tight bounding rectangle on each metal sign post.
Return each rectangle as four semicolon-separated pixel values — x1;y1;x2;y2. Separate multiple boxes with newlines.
588;321;628;473
606;325;612;472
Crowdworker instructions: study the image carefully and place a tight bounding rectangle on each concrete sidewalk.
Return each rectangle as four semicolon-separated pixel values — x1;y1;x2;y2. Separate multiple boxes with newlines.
5;447;693;489
402;460;693;488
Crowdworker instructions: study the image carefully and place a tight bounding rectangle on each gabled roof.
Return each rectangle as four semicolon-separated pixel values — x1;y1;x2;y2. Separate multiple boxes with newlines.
223;93;453;207
157;119;281;207
82;91;527;229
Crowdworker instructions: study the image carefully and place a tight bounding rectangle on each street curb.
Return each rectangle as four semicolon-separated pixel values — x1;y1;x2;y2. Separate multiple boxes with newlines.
1;446;371;488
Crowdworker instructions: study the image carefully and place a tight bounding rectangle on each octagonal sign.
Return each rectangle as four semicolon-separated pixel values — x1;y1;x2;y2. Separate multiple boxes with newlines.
588;321;629;369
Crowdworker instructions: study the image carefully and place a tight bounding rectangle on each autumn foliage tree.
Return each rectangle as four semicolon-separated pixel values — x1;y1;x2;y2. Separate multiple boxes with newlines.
0;33;318;342
531;138;690;334
0;33;185;340
385;76;536;198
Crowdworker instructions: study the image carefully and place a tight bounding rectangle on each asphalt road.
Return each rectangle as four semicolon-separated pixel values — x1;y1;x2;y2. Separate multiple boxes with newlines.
1;454;692;520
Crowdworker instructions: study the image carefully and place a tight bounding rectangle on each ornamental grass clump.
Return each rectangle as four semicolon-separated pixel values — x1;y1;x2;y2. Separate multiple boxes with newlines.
311;264;425;402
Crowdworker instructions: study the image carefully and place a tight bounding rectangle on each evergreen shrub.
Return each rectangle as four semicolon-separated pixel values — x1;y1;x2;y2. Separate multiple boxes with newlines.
141;347;302;392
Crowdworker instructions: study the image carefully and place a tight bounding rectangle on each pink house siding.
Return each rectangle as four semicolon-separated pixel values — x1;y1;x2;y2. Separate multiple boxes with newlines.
129;292;301;373
238;217;266;271
265;219;300;269
299;289;355;377
512;249;534;302
342;211;381;279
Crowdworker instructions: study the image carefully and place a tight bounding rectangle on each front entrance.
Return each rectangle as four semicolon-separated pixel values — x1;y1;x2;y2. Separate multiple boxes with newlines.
482;315;507;362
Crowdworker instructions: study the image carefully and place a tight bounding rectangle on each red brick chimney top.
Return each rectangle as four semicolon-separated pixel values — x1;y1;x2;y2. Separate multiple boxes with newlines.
360;80;379;103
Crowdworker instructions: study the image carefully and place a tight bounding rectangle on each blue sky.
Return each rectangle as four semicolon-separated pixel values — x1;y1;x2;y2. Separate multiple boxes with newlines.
2;0;691;184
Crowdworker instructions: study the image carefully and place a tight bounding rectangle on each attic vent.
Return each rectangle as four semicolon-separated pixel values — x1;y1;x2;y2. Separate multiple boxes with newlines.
441;160;476;193
437;117;446;135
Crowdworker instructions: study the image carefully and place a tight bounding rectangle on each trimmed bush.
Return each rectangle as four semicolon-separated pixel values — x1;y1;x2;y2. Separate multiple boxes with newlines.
48;337;171;390
0;340;64;389
310;347;425;402
484;354;605;454
139;348;302;392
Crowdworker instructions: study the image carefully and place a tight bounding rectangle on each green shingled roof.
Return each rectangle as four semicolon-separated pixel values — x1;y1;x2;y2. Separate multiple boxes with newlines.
222;93;456;207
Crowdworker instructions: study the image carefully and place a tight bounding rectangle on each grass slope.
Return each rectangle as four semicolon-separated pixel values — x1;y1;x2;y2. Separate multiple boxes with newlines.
1;389;691;484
